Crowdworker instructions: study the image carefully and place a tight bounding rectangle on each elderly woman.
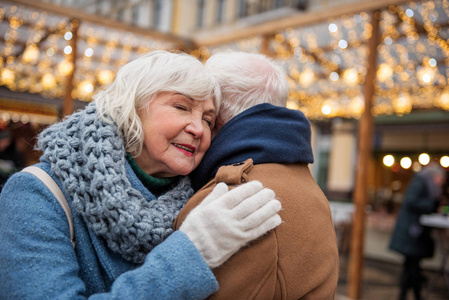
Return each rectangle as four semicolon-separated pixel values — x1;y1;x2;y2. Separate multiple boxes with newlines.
0;51;281;299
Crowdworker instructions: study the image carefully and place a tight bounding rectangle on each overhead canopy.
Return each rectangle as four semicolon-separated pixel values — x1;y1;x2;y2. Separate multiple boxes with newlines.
1;0;449;122
193;0;449;119
0;0;188;123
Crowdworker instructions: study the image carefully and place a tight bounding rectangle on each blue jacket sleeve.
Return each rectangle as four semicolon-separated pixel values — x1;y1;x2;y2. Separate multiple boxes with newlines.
91;231;218;300
0;171;218;300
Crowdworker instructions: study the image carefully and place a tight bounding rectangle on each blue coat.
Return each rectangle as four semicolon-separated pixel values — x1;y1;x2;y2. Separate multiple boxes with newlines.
0;161;218;299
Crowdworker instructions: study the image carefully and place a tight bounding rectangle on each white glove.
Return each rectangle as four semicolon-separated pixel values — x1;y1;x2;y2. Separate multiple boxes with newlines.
180;181;282;268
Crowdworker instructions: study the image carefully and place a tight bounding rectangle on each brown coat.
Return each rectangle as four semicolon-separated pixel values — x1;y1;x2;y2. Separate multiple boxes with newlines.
174;159;339;299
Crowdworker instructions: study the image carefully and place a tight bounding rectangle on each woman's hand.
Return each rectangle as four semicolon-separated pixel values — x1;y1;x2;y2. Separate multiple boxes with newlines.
180;181;282;268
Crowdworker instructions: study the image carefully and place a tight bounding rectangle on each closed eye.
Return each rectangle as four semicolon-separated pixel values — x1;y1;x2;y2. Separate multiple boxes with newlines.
203;118;213;127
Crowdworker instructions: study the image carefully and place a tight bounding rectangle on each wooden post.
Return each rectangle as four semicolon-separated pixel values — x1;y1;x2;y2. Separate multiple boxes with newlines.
63;19;79;117
260;33;273;56
347;10;380;300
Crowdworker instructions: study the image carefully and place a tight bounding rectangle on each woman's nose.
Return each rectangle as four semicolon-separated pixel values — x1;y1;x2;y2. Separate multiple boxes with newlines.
186;117;204;138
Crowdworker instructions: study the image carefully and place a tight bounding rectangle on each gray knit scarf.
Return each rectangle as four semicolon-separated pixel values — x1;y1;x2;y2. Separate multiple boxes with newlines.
37;102;193;264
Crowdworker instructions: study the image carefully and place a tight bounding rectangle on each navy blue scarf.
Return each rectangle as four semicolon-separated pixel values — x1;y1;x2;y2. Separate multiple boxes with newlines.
190;103;314;191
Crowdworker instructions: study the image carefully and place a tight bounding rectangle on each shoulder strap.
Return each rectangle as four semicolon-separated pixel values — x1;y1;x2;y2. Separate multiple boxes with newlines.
21;166;75;249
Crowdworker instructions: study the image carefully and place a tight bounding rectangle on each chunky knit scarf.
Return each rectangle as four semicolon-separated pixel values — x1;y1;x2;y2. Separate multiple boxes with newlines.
37;102;193;264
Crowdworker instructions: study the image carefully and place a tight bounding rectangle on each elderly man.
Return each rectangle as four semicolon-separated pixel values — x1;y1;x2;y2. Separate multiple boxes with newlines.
174;51;339;299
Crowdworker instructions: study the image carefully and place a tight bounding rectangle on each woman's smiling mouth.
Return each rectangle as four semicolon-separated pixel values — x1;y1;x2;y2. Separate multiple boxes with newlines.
172;143;196;155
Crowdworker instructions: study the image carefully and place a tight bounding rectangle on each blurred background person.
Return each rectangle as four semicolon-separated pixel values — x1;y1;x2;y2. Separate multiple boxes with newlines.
0;129;25;190
389;162;447;300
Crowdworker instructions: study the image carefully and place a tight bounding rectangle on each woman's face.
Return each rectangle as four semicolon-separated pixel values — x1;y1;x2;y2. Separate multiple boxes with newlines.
135;92;216;178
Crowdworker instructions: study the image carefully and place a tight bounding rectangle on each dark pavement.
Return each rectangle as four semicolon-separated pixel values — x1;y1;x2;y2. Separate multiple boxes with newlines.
336;255;449;300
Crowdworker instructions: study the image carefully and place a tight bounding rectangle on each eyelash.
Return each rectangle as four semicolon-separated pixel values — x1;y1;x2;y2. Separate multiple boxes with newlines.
174;103;213;128
203;118;212;127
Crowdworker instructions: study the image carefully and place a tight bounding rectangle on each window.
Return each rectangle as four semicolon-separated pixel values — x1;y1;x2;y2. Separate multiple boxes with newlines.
132;5;139;25
238;0;246;17
152;0;162;28
95;0;101;15
216;0;224;23
117;8;124;21
197;0;205;28
274;0;284;9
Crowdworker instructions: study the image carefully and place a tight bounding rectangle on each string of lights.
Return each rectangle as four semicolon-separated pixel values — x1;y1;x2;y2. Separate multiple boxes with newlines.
0;2;176;106
0;0;449;121
194;0;449;119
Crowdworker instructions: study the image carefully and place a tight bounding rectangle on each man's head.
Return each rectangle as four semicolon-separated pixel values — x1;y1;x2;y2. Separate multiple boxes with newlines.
205;52;288;131
421;161;447;187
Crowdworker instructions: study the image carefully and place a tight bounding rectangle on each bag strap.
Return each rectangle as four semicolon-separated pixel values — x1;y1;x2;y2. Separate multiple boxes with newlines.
22;166;76;249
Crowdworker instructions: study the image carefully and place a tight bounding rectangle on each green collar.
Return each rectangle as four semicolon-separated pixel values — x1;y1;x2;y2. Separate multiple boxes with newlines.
126;153;177;194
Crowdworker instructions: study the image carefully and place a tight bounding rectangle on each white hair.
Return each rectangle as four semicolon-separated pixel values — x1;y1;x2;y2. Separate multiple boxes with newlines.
205;51;288;126
94;50;221;156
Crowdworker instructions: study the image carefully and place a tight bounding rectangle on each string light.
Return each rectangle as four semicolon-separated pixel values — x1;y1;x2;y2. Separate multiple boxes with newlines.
97;69;114;85
418;153;430;165
383;154;395;167
63;46;72;55
46;48;55;56
429;58;437;67
393;93;412;115
41;73;56;90
64;31;73;40
0;68;14;86
338;39;348;49
57;60;73;76
400;157;412;169
84;48;93;57
330;72;339;81
22;44;39;64
343;68;359;85
299;68;315;86
328;23;338;33
441;156;449;168
437;91;449;110
322;104;332;115
0;2;177;103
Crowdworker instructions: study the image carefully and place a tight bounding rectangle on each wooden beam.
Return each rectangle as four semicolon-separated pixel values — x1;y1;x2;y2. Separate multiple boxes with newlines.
5;0;196;50
194;0;410;46
347;10;380;300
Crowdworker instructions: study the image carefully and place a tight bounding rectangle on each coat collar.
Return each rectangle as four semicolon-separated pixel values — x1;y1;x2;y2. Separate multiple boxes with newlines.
190;103;313;191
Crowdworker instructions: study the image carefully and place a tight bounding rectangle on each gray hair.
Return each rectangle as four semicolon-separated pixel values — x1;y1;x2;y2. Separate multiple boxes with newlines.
420;161;446;179
419;161;446;198
94;50;221;156
205;51;288;126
